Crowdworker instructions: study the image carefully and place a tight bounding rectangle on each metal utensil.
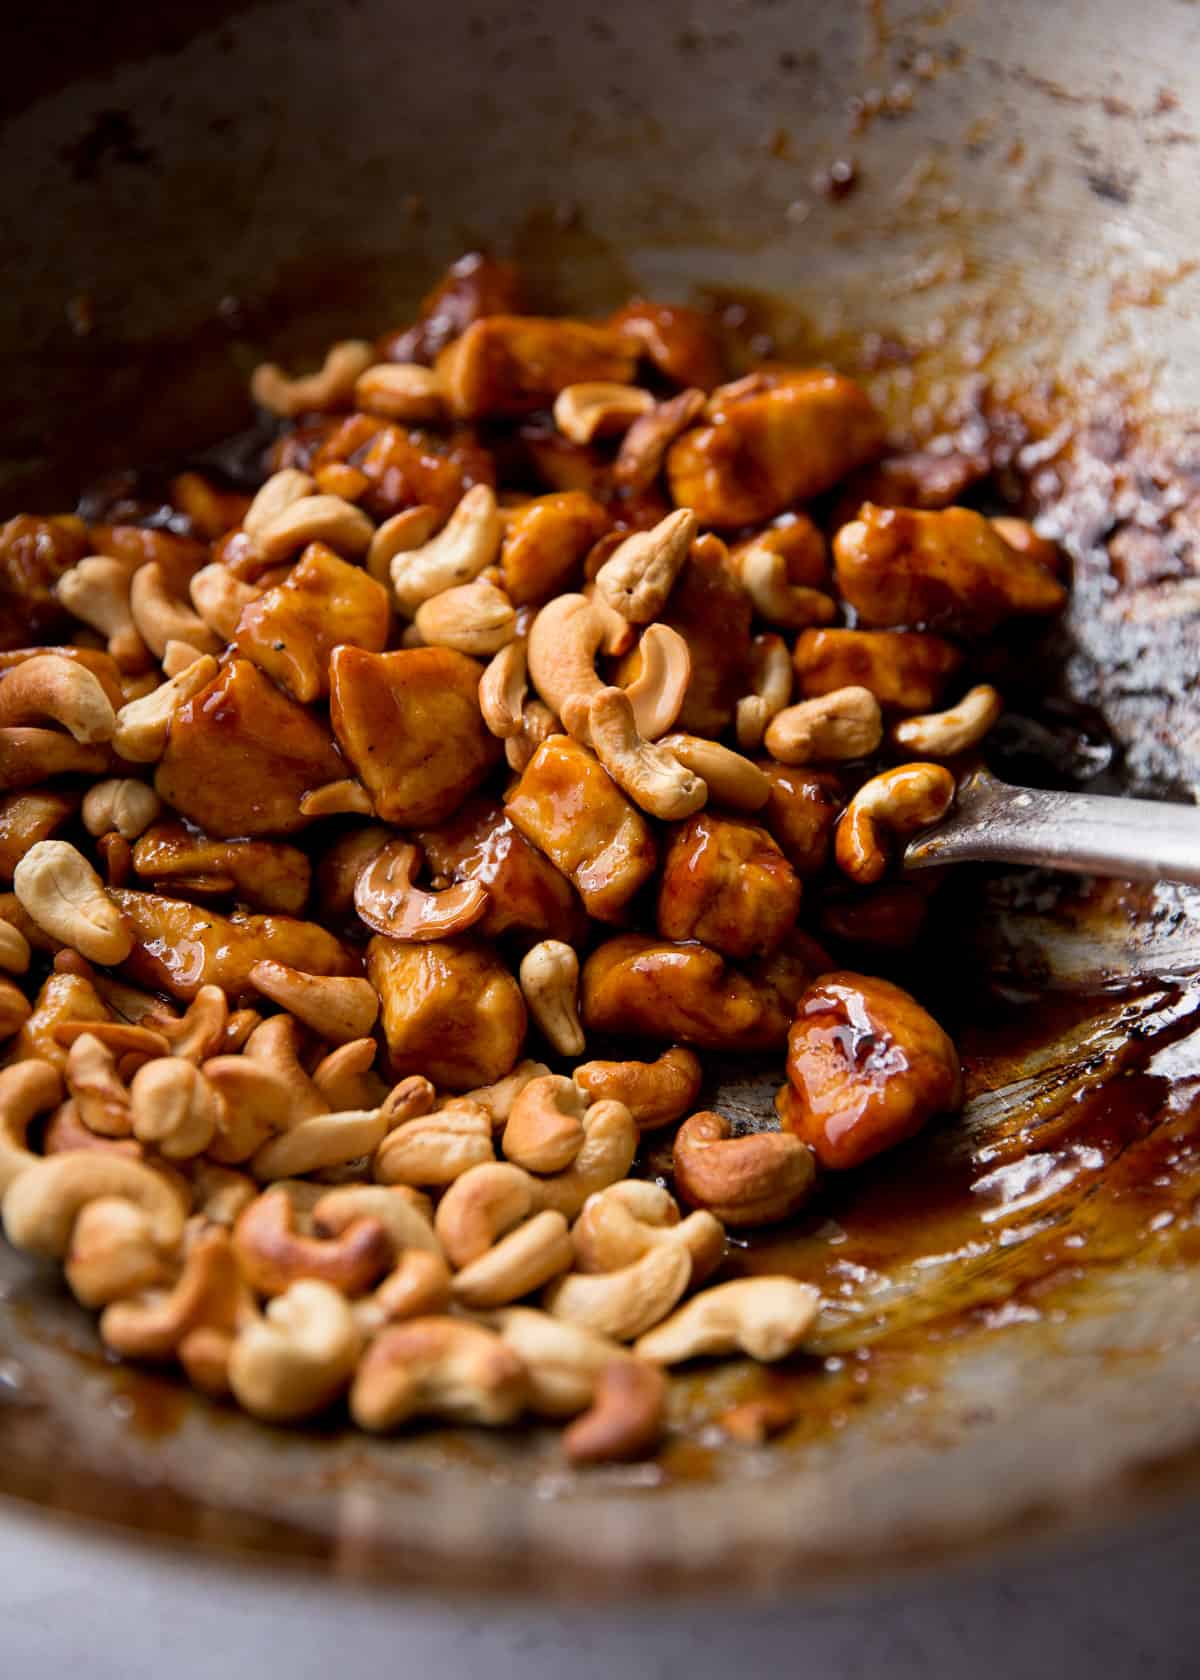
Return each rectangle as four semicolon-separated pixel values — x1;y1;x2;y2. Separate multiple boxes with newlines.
905;767;1200;885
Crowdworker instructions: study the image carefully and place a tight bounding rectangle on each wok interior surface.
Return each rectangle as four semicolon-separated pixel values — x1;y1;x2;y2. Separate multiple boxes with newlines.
4;0;1200;1596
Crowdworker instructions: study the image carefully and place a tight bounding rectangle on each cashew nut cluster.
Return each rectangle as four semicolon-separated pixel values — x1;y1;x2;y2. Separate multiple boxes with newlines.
0;251;1068;1464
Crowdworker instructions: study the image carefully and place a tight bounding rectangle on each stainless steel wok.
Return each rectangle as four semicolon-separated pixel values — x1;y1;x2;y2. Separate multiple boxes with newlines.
3;0;1200;1598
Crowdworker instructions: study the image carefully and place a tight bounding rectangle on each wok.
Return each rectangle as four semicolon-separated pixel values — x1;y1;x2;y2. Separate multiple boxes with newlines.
3;0;1200;1599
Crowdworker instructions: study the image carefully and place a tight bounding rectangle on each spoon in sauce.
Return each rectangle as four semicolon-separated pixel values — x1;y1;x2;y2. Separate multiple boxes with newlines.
904;766;1200;885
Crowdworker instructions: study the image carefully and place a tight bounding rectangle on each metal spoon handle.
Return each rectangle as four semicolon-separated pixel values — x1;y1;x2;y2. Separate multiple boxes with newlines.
903;768;1200;885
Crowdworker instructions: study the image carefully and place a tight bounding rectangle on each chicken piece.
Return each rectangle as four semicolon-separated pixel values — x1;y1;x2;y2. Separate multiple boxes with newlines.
833;504;1067;635
315;825;392;926
436;316;639;421
0;644;127;709
111;890;359;1003
581;933;807;1051
155;659;345;839
779;971;961;1169
367;934;526;1089
505;735;656;924
832;447;991;523
169;472;252;540
515;422;614;501
12;972;111;1069
416;797;586;947
656;812;801;960
88;525;209;593
0;515;88;648
730;512;829;590
131;821;312;916
354;423;495;522
793;628;962;713
232;542;389;702
500;492;611;606
606;299;725;390
0;789;79;879
757;764;842;878
615;538;752;738
377;251;523;367
329;646;499;827
666;370;883;527
819;882;932;953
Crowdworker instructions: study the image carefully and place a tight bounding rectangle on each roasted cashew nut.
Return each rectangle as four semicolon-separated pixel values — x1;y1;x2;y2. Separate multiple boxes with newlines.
350;1315;528;1430
64;1195;172;1308
228;1279;362;1422
535;1099;639;1220
250;340;374;418
373;1099;495;1187
312;1183;443;1258
526;592;623;739
542;1242;692;1342
254;495;375;564
587;687;707;821
835;761;956;884
734;544;836;629
243;468;317;538
562;1355;667;1465
81;778;161;841
478;638;529;739
0;654;116;743
458;1061;551;1130
353;839;489;941
635;1276;820;1364
99;1226;246;1357
2;1151;186;1259
450;1208;574;1309
355;362;446;423
736;632;793;752
571;1179;725;1282
593;508;696;624
891;683;1003;758
501;1074;587;1174
129;1058;221;1159
765;686;883;766
112;654;219;763
574;1046;702;1132
552;382;655;445
247;959;380;1045
130;563;220;660
656;734;769;811
66;1032;133;1137
14;841;133;965
0;1059;63;1194
189;563;262;638
434;1161;541;1268
618;623;692;741
56;557;150;672
481;1306;623;1417
414;578;517;656
518;941;584;1057
233;1185;393;1295
671;1110;817;1229
250;1107;389;1182
390;484;501;615
311;1037;389;1112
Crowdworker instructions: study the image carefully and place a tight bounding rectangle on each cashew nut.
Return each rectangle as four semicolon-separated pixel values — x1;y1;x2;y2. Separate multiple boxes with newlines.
0;654;116;742
504;698;560;772
458;1060;551;1129
618;623;692;740
229;1280;361;1422
56;556;150;672
765;686;883;765
312;1183;442;1258
149;984;229;1063
0;917;31;975
2;1151;186;1258
253;494;375;564
736;632;793;752
201;1057;294;1164
243;468;317;538
233;1185;393;1295
99;1225;246;1356
353;1249;453;1337
82;778;161;841
561;1356;667;1465
891;683;1003;758
574;1046;702;1131
129;563;220;660
250;1107;388;1181
350;1316;528;1430
299;778;376;819
353;838;489;941
734;544;836;629
64;1195;171;1308
390;484;501;615
518;941;584;1057
542;1242;691;1342
501;1075;587;1174
478;637;528;739
525;592;620;737
614;387;707;495
671;1110;816;1228
415;578;517;656
129;1058;221;1159
535;1100;638;1220
66;1032;132;1137
835;761;956;884
552;382;654;444
189;563;261;638
594;508;696;624
250;340;374;417
0;1059;63;1194
355;362;446;423
587;687;706;820
366;504;440;586
311;1037;389;1112
14;841;133;964
656;734;769;811
451;1208;573;1309
434;1161;540;1267
161;639;206;677
634;1276;820;1364
112;654;218;763
374;1100;495;1187
481;1306;622;1417
247;959;379;1045
571;1179;725;1282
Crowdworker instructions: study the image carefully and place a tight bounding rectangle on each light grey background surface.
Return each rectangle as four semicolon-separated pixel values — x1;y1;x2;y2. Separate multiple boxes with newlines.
3;1495;1198;1679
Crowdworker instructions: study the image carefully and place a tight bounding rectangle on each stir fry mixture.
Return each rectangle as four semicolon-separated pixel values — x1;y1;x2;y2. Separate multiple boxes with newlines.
0;255;1068;1462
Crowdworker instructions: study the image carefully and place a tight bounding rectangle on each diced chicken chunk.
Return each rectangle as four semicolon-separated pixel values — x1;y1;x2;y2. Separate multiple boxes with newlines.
367;934;526;1089
657;812;801;959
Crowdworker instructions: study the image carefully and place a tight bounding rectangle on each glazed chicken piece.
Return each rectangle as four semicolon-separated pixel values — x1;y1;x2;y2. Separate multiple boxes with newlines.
606;299;725;390
0;515;88;649
154;658;345;838
111;889;359;1003
656;811;801;960
505;735;657;924
833;504;1067;635
792;627;962;712
757;764;842;878
329;646;499;826
666;370;883;527
12;971;111;1068
353;422;496;523
232;541;389;702
499;491;611;606
436;316;639;420
377;251;523;366
616;536;752;738
88;524;209;592
0;790;79;879
581;933;809;1051
367;933;526;1089
130;822;312;916
778;971;962;1169
416;797;587;947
